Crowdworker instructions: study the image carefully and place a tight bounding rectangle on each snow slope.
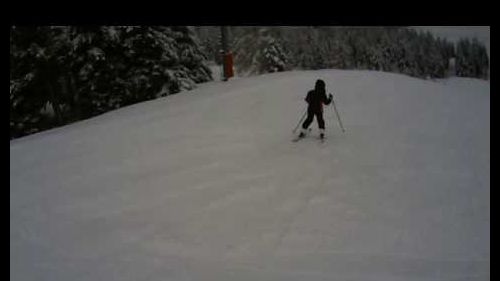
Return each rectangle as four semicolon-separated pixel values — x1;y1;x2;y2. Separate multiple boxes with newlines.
10;70;490;281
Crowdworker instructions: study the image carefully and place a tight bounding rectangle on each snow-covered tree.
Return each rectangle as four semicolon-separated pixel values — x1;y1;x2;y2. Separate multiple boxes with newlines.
233;27;290;75
456;38;489;79
262;38;289;72
10;26;213;139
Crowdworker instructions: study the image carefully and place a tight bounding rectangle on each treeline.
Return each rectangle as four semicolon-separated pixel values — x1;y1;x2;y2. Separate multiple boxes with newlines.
10;26;212;139
197;26;489;80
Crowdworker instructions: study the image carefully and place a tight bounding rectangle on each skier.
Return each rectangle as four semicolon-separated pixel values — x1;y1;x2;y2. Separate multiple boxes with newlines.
297;79;333;140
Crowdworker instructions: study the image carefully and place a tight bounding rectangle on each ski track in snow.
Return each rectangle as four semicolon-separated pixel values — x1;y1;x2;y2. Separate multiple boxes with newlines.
11;70;490;280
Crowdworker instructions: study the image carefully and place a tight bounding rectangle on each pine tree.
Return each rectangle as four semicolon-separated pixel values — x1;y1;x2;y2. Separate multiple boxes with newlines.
262;38;289;72
10;26;213;139
232;27;290;75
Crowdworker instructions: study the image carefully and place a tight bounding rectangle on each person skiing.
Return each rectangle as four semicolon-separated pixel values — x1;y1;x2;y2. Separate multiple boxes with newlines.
298;79;333;140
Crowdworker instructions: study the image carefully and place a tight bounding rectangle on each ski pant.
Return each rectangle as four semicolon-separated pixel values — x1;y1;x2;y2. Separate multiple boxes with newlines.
302;109;325;130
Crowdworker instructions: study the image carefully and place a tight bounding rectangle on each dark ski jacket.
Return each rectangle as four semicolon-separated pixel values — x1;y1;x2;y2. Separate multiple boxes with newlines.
305;88;332;113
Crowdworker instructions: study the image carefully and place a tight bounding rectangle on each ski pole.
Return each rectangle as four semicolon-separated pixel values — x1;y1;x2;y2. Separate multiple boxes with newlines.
330;93;346;133
292;107;308;133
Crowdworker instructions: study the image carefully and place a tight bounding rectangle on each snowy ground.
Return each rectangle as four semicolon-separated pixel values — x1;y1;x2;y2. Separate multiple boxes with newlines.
10;70;490;280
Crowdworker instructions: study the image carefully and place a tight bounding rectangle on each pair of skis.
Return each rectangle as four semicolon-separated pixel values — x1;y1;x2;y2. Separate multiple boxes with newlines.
291;128;321;143
292;134;326;143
